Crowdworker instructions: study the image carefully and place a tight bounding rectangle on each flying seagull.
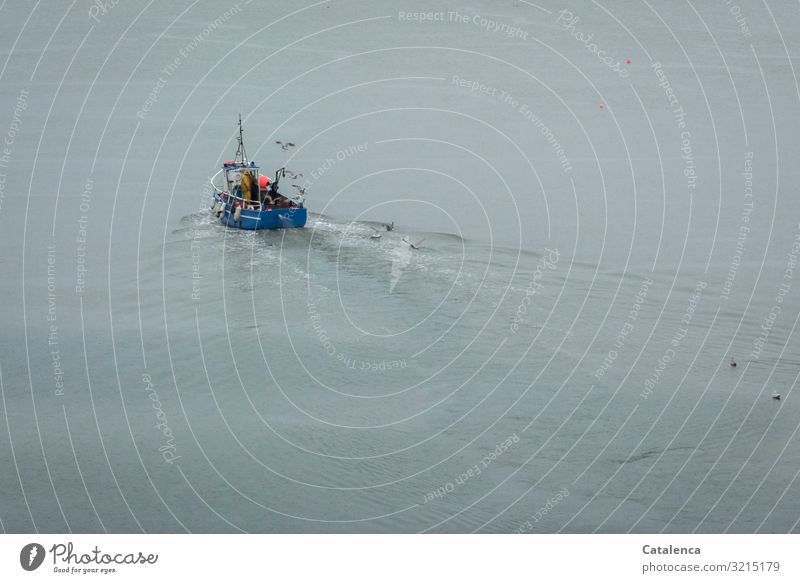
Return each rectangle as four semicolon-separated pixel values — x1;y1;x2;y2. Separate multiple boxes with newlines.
275;140;295;150
292;184;306;195
403;236;425;250
285;170;303;179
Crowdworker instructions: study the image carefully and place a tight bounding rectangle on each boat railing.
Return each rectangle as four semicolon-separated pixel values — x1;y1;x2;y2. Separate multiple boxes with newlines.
216;191;303;211
210;168;303;209
223;192;263;209
210;169;225;195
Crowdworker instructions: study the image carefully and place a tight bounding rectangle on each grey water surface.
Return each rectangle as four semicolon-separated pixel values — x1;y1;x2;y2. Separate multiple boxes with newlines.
1;0;799;532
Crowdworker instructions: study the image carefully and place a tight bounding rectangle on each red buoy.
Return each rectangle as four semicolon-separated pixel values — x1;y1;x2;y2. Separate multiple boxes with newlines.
259;175;270;189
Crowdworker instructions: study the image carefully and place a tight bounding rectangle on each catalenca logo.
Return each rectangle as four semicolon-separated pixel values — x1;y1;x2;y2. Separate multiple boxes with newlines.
20;543;46;571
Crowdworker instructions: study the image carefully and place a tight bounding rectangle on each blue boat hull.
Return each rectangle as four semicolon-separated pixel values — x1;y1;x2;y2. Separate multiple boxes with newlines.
213;193;307;230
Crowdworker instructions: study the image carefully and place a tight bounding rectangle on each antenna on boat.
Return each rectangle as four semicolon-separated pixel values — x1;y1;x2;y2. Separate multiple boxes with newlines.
234;113;248;165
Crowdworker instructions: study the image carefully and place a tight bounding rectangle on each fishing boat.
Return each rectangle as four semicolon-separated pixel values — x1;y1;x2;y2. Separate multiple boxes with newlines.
209;116;307;230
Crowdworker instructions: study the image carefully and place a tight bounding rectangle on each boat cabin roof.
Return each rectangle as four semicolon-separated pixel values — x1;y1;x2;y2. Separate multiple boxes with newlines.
223;161;259;169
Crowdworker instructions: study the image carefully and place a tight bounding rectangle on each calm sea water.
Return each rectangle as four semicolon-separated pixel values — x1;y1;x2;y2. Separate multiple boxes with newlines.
1;0;800;533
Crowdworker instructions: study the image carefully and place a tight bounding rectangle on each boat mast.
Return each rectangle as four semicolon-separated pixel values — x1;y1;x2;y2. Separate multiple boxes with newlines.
234;113;248;164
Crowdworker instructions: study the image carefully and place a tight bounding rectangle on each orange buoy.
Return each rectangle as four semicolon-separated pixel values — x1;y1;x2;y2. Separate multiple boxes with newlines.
259;175;270;190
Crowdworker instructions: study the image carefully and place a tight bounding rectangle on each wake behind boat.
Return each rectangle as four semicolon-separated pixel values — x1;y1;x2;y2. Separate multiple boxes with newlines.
210;116;307;230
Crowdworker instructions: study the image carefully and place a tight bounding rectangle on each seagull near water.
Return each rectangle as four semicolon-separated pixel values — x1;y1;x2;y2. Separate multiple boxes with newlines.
385;222;394;231
275;140;295;151
370;228;382;239
402;236;425;250
730;357;737;368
